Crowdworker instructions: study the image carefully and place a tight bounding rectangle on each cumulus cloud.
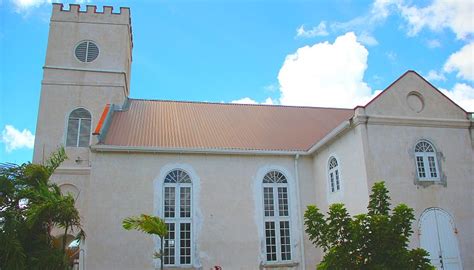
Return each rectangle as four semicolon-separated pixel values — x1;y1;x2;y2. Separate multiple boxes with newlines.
440;83;474;112
277;32;374;108
425;70;446;82
296;22;329;38
399;0;474;40
1;125;35;153
231;97;275;105
444;42;474;81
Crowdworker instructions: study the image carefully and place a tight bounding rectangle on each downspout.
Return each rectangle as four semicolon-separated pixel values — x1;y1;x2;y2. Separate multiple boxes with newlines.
294;154;306;270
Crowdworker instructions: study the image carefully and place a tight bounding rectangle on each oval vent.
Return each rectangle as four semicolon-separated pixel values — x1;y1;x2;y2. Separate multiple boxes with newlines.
75;41;99;63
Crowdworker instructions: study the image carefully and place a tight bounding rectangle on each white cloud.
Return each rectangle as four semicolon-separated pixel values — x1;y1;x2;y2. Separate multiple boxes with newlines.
427;39;441;48
444;42;474;81
399;0;474;40
1;125;35;153
425;70;446;82
277;32;373;108
231;97;275;105
296;22;329;38
10;0;52;12
10;0;90;13
386;51;397;62
357;32;379;46
440;83;474;111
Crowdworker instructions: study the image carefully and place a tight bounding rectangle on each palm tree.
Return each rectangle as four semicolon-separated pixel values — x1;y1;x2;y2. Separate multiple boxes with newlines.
0;148;84;269
122;214;168;270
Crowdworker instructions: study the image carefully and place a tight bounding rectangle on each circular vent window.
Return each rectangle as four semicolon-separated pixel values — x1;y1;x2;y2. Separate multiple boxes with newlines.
75;41;99;63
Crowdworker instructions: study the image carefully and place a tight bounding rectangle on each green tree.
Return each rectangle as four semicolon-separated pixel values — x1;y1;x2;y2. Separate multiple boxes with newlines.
304;181;433;270
122;214;168;270
0;148;83;270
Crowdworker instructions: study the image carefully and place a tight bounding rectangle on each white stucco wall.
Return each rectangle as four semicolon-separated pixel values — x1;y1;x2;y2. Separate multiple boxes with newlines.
364;124;474;269
84;152;317;270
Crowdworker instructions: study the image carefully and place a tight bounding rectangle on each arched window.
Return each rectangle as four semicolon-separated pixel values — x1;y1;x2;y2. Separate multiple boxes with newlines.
163;169;192;266
415;140;440;180
328;157;341;193
66;108;91;147
262;171;291;262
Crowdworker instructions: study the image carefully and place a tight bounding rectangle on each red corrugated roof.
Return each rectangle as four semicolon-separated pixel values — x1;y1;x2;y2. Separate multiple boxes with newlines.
102;99;354;151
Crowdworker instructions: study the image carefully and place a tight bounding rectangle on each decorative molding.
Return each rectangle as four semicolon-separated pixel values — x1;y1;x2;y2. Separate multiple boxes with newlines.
354;115;470;129
91;145;307;156
54;166;91;175
43;65;129;96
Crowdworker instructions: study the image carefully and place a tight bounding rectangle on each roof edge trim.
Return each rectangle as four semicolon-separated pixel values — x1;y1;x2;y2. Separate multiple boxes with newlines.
90;145;308;156
307;120;352;154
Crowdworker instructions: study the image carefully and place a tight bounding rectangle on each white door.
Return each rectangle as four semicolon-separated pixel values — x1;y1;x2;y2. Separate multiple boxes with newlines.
420;208;462;270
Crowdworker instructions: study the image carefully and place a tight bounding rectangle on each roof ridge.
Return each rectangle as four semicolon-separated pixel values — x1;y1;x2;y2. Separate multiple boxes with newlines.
127;98;355;110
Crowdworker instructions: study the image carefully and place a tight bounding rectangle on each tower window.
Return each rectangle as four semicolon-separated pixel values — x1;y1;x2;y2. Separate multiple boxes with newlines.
66;108;91;147
75;41;99;63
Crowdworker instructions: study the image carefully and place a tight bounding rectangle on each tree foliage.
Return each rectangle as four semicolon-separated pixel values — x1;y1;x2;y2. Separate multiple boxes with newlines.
304;181;433;270
0;148;83;270
122;214;168;270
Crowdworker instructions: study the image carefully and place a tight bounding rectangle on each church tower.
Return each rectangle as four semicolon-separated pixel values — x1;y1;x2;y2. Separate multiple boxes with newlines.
33;4;132;166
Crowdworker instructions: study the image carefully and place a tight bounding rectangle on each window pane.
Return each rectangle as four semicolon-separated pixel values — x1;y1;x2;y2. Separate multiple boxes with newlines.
180;223;191;264
280;221;291;261
164;187;175;218
66;118;79;146
180;187;191;218
164;223;175;265
78;118;91;147
278;187;289;217
416;156;426;178
330;172;335;192
265;221;277;261
428;156;438;178
335;170;340;191
264;187;274;217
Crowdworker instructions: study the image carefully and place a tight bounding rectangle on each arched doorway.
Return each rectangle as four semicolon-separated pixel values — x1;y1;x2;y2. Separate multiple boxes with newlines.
419;208;462;270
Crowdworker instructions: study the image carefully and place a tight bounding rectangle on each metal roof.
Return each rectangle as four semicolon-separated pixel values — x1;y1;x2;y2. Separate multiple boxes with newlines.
101;99;354;152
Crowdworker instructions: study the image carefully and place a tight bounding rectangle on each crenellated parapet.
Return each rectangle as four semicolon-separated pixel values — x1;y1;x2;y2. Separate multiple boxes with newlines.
52;3;131;26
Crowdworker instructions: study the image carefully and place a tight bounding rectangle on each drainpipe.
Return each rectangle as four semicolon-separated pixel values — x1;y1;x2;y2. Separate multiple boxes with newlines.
294;154;306;270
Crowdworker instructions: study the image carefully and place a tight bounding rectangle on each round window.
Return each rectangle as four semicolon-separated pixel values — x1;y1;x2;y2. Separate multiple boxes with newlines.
75;41;99;63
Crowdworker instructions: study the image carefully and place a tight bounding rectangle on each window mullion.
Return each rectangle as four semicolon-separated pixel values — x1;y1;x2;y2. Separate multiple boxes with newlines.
273;187;282;262
77;118;82;147
423;154;431;179
176;184;181;263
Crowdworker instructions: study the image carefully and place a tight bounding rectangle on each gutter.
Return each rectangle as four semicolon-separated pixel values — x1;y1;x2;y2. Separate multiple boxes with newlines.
90;144;307;156
307;120;352;154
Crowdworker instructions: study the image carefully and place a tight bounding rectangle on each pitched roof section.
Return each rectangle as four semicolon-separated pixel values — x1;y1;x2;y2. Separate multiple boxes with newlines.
102;99;354;151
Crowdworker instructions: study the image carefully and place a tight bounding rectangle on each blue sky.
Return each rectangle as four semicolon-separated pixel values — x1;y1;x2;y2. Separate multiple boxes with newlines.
1;0;473;164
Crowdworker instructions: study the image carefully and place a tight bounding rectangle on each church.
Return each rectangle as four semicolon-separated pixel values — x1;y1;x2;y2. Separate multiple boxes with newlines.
33;4;473;270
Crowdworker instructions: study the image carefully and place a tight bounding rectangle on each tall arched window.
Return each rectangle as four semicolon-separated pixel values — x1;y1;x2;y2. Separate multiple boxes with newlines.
262;171;291;262
415;140;440;180
163;169;192;266
66;108;91;147
328;157;341;193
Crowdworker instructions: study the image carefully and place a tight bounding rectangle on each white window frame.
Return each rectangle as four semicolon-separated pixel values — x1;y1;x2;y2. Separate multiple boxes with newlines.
162;170;193;266
66;108;92;148
414;140;440;181
262;171;292;263
328;157;341;193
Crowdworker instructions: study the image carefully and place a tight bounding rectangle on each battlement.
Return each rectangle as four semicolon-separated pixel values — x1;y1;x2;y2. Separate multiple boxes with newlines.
51;3;131;25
